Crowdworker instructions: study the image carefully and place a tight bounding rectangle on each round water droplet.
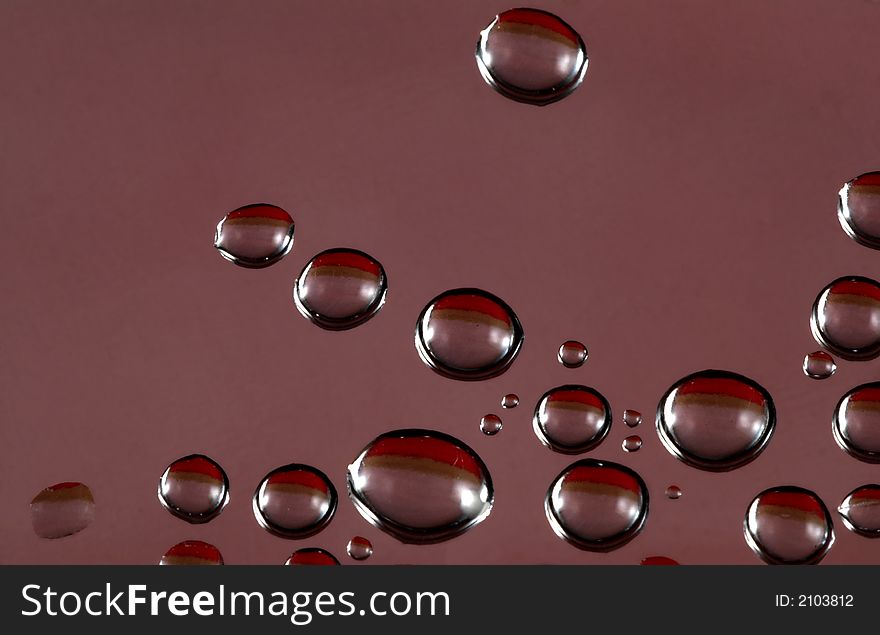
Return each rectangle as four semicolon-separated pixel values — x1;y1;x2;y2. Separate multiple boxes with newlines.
475;8;588;106
557;340;588;368
347;429;494;543
838;172;880;249
656;370;776;471
501;393;520;409
347;536;374;561
640;556;679;566
30;482;95;539
744;486;834;565
159;540;223;565
480;413;503;436
284;548;340;566
665;485;683;500
415;288;524;381
623;409;642;428
622;435;642;452
213;203;294;268
157;454;229;524
811;276;880;361
253;464;337;539
833;382;880;462
546;459;648;551
802;351;837;380
293;248;387;330
838;485;880;537
533;385;611;454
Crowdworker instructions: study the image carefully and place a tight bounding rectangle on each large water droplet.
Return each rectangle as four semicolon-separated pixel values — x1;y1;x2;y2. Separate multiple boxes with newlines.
665;485;683;500
838;485;880;537
838;171;880;249
157;454;229;524
533;385;611;454
501;393;520;409
415;288;524;380
159;540;223;565
284;548;340;566
833;382;880;462
622;435;642;452
811;276;880;361
475;8;588;106
744;487;834;565
656;370;775;471
802;351;837;380
347;536;374;561
30;482;95;539
347;429;494;543
293;248;387;330
213;204;294;268
557;340;588;368
640;556;679;565
480;414;503;436
623;409;642;428
545;459;649;551
253;464;337;538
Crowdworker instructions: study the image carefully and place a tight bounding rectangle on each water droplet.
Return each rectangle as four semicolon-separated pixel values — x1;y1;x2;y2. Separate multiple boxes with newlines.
475;8;588;106
545;459;649;551
833;382;880;462
347;536;374;561
744;486;834;565
838;485;880;537
30;482;95;539
293;248;387;330
656;370;775;471
501;393;520;409
415;288;524;380
533;385;611;454
253;464;337;539
157;454;229;524
622;435;642;452
213;204;294;268
557;340;588;368
623;409;642;428
347;429;493;543
802;351;837;380
811;276;880;361
665;485;682;500
640;556;679;565
159;540;223;565
284;548;340;566
480;413;503;436
838;172;880;249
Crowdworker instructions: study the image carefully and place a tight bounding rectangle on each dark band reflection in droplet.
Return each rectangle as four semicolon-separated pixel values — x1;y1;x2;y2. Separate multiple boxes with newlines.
533;385;612;454
30;482;95;539
838;485;880;537
803;351;837;380
744;486;834;565
213;204;294;268
284;548;340;566
833;382;880;463
347;536;374;561
253;464;337;539
159;540;224;566
158;454;229;524
838;171;880;249
811;276;880;361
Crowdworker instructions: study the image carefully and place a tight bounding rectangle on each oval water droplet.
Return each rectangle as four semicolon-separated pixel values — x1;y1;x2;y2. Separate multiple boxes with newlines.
213;203;294;268
838;171;880;249
253;464;337;539
623;409;642;428
665;485;682;500
159;540;223;565
157;454;229;524
293;248;388;330
284;548;340;566
811;276;880;361
656;370;775;471
30;482;95;539
475;8;588;106
640;556;679;565
744;486;834;565
622;435;642;452
838;485;880;537
533;385;611;454
545;459;648;551
501;393;520;409
347;429;494;543
833;382;880;462
347;536;374;561
803;351;837;379
415;289;524;380
480;414;503;436
557;340;588;368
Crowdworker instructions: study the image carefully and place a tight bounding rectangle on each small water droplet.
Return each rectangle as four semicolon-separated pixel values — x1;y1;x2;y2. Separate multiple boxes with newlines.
293;248;387;330
347;429;493;543
545;459;649;551
838;485;880;537
622;435;642;452
665;485;682;500
347;536;374;561
803;351;837;379
640;556;679;565
533;385;611;454
744;486;834;565
480;413;503;436
30;482;95;539
159;540;223;565
557;340;588;368
284;548;340;566
811;276;880;361
623;409;642;428
833;382;880;462
157;454;229;524
656;370;775;471
213;204;294;268
415;288;524;380
253;464;337;538
501;393;520;409
475;8;588;106
838;172;880;249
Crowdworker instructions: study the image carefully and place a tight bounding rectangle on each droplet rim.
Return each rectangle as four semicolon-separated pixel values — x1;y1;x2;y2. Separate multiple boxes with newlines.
837;484;880;538
802;350;837;380
837;172;880;250
157;453;230;524
810;275;880;361
532;384;612;454
557;340;588;368
285;548;341;566
832;382;880;463
252;464;338;539
213;203;295;269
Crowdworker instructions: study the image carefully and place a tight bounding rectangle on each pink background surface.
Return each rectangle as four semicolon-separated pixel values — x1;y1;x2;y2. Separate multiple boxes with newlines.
2;0;879;564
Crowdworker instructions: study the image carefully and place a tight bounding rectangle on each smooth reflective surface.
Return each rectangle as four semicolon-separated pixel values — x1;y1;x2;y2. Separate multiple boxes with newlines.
802;350;837;380
159;540;223;565
346;536;374;561
284;548;340;566
744;486;834;565
833;382;880;462
623;409;642;428
158;454;229;524
622;435;642;452
480;413;503;436
213;203;294;268
640;556;679;565
501;393;520;409
811;276;880;361
665;485;683;500
838;171;880;249
533;385;611;454
838;485;880;537
30;482;95;539
253;465;337;539
557;340;588;368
